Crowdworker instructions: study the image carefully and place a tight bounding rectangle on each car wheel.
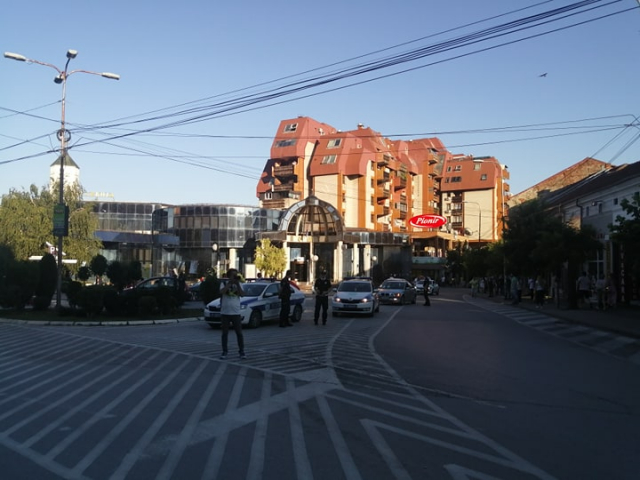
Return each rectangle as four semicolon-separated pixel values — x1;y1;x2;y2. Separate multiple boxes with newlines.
291;305;303;323
248;310;262;329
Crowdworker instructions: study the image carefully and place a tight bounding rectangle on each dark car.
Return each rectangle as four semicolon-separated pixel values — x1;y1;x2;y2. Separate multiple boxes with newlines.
118;276;189;312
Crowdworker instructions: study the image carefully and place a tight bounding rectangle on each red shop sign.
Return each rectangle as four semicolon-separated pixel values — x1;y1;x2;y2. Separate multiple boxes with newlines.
409;214;447;229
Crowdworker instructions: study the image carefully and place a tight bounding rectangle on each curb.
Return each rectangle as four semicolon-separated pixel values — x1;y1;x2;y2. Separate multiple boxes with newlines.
0;317;203;327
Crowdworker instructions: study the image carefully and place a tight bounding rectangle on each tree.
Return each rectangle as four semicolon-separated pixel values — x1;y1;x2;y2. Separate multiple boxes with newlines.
34;253;58;310
90;254;108;284
609;192;640;302
0;183;101;271
0;186;52;260
254;239;287;277
505;198;601;307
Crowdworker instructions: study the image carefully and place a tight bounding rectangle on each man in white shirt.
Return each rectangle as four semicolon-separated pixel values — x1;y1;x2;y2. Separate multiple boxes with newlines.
220;269;246;359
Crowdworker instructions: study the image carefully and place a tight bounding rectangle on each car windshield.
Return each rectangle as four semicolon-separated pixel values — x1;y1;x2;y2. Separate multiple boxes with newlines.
381;282;405;290
338;282;372;293
241;283;267;297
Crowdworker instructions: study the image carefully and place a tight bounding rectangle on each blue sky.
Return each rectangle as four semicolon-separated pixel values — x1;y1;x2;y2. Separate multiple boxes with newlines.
2;0;640;207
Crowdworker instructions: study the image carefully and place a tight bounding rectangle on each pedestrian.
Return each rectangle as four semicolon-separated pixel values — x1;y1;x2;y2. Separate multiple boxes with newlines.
595;273;606;310
605;274;617;309
534;275;545;308
279;269;294;327
576;271;591;309
313;270;332;325
219;268;246;360
423;282;431;306
528;277;535;301
510;274;519;305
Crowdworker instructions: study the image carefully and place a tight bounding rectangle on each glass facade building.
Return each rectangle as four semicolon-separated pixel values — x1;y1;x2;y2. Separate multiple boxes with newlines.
152;204;282;278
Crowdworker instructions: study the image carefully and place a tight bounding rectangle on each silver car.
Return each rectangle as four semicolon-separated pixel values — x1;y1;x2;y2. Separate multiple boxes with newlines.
331;279;379;317
377;278;417;305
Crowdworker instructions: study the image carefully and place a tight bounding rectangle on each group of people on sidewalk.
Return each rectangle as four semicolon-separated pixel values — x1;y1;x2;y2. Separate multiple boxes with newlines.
577;271;617;310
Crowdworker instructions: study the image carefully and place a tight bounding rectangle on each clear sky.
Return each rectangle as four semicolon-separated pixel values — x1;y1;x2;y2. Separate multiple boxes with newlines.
2;0;640;207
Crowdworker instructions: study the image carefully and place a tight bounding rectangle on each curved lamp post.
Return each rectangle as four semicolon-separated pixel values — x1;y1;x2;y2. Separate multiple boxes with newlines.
4;50;119;310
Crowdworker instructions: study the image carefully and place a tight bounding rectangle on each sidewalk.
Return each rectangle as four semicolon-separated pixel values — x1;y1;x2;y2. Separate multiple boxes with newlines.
481;293;640;339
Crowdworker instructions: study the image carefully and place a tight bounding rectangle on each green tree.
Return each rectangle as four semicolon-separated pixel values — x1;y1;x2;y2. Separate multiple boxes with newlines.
90;254;108;284
609;192;640;302
254;239;287;277
505;198;601;307
0;186;52;260
59;183;102;274
0;183;101;270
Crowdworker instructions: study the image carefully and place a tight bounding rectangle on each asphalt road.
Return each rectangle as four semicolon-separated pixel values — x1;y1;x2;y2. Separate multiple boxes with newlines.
1;290;638;479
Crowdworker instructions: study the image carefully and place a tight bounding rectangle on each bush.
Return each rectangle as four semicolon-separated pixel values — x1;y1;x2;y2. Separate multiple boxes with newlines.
66;281;84;309
137;295;157;317
32;295;51;311
1;260;38;309
77;286;106;317
35;254;57;303
103;288;121;315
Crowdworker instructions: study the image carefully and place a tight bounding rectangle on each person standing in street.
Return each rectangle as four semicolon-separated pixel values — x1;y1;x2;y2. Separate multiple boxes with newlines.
219;268;246;360
423;280;431;306
576;271;592;309
313;270;332;325
279;270;294;327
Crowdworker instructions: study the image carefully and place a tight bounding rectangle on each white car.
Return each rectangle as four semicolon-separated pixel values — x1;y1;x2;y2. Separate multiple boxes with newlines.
204;281;305;328
331;279;379;317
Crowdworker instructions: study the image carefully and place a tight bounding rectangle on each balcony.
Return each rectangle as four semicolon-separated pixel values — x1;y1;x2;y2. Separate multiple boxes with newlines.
273;182;295;192
376;185;391;198
377;172;391;183
451;195;463;203
274;165;295;177
393;175;407;190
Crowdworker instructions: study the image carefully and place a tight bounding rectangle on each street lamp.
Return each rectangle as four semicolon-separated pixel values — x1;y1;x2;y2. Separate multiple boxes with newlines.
4;50;119;310
463;201;481;245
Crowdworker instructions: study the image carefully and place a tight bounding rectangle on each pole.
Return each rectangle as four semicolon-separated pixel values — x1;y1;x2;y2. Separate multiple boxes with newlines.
55;63;69;310
4;50;119;312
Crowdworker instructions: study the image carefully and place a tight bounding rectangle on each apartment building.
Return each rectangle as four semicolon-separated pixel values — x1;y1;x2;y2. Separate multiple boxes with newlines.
440;155;510;246
255;116;510;280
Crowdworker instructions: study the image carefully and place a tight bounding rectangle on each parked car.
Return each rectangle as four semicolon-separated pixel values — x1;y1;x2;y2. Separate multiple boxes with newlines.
377;278;417;305
426;279;440;296
116;276;189;314
331;279;379;317
120;276;188;303
415;279;426;295
204;281;305;328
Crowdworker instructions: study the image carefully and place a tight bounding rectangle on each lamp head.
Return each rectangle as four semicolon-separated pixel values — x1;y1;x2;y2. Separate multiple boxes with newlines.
54;75;63;84
66;50;78;59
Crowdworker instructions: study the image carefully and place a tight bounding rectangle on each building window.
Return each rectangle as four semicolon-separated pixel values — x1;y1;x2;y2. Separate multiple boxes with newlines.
445;178;450;183
327;139;342;148
446;166;451;172
451;176;462;182
283;123;298;132
321;154;337;164
614;198;618;205
274;139;296;147
264;192;272;200
474;163;481;171
454;165;462;171
480;174;487;181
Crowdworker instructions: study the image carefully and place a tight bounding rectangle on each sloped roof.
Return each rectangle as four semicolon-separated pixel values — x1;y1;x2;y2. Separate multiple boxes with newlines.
51;152;79;169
